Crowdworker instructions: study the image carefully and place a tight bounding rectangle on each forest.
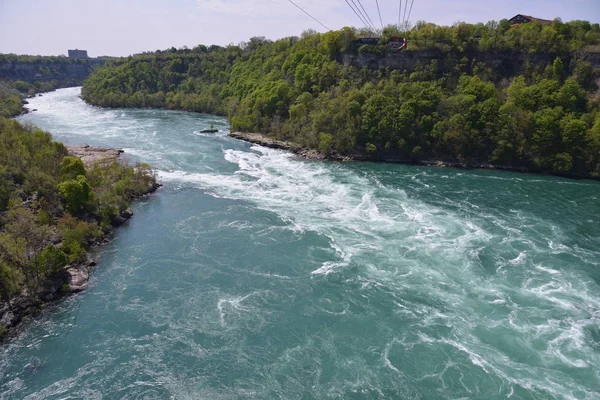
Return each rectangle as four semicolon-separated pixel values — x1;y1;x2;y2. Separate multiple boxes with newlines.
0;117;157;335
0;54;109;107
81;19;600;176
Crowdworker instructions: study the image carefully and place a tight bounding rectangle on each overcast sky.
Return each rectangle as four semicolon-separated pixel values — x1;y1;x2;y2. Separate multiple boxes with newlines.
1;0;598;57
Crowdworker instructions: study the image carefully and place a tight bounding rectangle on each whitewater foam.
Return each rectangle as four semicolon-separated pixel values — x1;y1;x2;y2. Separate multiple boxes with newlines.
5;87;600;399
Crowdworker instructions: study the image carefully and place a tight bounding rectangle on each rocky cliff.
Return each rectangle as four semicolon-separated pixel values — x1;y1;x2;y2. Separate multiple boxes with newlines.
0;59;105;86
342;49;600;76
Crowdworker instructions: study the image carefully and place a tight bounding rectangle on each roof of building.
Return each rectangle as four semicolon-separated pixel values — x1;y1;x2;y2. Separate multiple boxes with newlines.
509;14;553;24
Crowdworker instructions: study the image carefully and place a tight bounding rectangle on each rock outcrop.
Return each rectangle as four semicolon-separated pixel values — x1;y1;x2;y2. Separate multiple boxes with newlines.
66;145;123;167
228;132;351;161
66;267;89;293
0;59;105;84
229;132;303;152
342;49;600;75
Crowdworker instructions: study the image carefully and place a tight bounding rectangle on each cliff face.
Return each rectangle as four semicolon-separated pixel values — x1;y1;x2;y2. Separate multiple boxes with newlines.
0;59;105;85
342;49;600;75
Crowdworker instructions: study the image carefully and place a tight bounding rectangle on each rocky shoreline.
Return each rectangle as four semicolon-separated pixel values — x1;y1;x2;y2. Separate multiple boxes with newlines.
18;88;59;117
0;146;159;342
228;131;599;180
228;132;351;161
65;145;124;166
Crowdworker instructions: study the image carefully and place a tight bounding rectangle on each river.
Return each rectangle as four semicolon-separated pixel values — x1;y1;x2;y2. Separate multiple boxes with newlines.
1;87;599;399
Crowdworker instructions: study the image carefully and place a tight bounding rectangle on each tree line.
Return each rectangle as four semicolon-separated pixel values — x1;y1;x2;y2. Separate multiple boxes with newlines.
382;18;600;53
0;53;111;105
81;19;600;176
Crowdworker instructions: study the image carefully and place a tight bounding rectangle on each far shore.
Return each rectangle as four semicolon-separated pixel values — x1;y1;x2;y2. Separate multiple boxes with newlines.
228;131;600;181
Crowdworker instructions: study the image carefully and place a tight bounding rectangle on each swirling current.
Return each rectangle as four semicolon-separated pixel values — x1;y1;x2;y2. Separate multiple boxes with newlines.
1;87;599;399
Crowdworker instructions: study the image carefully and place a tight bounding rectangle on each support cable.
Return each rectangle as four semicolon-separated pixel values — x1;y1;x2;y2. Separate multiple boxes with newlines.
286;0;331;31
406;0;416;27
375;0;384;31
402;0;409;28
354;0;379;33
397;0;402;29
345;0;371;30
345;0;376;32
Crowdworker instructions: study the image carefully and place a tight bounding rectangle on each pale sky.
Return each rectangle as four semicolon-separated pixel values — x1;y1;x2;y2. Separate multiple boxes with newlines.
1;0;598;57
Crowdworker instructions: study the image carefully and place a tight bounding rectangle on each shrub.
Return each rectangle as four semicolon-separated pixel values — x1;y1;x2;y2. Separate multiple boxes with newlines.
318;132;333;155
553;152;573;172
57;175;91;214
36;245;67;276
59;156;86;182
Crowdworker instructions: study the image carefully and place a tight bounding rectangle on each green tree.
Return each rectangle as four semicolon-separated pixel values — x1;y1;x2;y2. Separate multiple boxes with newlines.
58;175;91;214
36;245;67;276
360;94;397;151
59;156;86;181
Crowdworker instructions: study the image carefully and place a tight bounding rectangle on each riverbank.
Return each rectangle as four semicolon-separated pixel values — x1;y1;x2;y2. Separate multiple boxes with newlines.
229;131;600;181
1;83;67;118
228;132;351;161
20;87;65;116
66;145;124;166
0;145;159;342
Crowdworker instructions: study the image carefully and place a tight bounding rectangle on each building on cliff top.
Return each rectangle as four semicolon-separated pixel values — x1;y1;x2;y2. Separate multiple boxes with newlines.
68;49;88;58
509;14;553;26
355;37;380;45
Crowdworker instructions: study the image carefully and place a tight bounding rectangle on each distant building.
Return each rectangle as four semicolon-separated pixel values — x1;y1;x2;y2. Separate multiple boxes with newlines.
68;49;88;58
509;14;553;26
355;37;380;45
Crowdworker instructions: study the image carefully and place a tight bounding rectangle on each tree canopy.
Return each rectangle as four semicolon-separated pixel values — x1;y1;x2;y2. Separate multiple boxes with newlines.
0;117;156;311
82;21;600;176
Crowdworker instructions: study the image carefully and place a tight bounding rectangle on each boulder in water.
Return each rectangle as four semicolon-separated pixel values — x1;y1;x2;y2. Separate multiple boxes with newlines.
111;209;134;226
66;267;89;292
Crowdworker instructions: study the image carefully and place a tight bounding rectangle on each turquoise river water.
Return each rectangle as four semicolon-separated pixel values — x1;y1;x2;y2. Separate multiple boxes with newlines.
1;87;600;399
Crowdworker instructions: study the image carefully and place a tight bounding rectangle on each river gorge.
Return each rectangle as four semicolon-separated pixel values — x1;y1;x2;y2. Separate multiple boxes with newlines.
1;87;599;399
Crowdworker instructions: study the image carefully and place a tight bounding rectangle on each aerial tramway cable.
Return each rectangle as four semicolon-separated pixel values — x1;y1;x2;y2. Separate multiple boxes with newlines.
286;0;417;37
374;0;384;31
350;0;378;33
285;0;331;31
344;0;377;33
406;0;416;27
402;0;409;28
398;0;402;29
353;0;379;33
344;0;371;31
